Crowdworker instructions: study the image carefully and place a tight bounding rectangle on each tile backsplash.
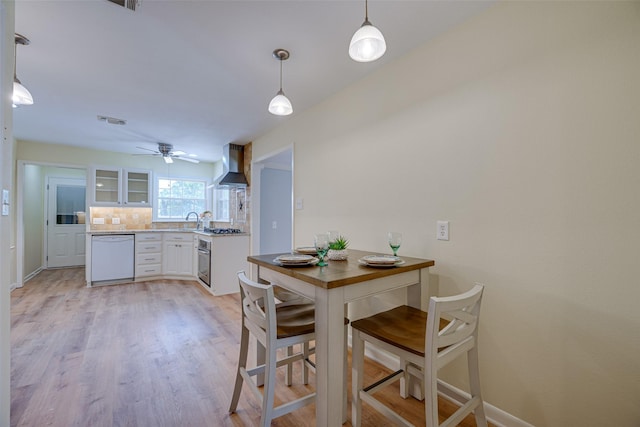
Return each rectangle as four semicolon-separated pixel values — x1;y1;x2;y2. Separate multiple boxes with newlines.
88;205;250;232
89;207;153;231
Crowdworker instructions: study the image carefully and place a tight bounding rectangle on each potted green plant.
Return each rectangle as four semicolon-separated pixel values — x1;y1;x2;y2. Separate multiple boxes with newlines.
327;235;349;260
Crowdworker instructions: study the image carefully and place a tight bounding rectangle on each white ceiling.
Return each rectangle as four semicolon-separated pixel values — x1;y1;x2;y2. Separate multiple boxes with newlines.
13;0;493;163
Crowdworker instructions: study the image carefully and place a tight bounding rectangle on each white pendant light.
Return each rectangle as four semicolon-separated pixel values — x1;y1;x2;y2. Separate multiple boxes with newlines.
268;49;293;116
349;0;386;63
13;80;33;107
13;33;34;108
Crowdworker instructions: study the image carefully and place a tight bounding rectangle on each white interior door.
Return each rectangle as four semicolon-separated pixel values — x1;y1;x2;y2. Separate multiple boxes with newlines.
47;177;87;268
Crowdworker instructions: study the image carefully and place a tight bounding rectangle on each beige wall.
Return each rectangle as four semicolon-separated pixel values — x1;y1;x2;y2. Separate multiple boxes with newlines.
22;164;44;277
252;2;640;426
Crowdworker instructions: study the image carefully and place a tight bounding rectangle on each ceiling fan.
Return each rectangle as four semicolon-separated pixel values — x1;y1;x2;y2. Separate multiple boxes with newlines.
135;143;200;164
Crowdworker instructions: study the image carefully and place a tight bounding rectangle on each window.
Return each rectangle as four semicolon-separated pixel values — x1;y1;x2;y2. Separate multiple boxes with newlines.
156;177;207;220
213;187;230;221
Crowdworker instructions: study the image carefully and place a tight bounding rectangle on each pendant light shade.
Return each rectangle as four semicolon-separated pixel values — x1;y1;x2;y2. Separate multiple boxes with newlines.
13;79;34;107
349;0;386;62
13;33;34;107
268;49;293;116
268;89;293;116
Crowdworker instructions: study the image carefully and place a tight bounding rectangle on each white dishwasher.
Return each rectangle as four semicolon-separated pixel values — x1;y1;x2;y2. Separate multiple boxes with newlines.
91;234;135;283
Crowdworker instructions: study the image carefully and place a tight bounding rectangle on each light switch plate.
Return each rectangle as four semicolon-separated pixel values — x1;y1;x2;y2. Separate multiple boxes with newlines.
93;217;105;225
437;221;449;241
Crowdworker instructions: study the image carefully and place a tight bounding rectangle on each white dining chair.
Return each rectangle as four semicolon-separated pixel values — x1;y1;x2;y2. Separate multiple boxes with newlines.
229;271;316;426
350;284;487;427
272;285;315;385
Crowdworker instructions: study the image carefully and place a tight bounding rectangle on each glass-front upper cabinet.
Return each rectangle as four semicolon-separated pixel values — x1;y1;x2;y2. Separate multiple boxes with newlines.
124;169;151;205
90;166;151;206
93;167;121;205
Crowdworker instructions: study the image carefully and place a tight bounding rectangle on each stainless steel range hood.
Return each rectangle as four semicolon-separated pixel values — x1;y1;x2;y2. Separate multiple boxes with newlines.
214;144;248;187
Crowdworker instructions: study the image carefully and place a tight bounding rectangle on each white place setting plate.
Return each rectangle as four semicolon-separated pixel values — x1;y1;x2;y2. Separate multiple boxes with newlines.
274;254;320;267
358;255;405;268
294;246;318;255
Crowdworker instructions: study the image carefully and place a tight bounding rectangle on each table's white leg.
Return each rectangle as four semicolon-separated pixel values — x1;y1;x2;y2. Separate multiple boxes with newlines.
315;286;346;427
343;304;349;423
402;268;430;399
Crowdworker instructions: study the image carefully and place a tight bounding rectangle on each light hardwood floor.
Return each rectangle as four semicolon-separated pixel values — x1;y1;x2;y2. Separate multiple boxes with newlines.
11;268;490;426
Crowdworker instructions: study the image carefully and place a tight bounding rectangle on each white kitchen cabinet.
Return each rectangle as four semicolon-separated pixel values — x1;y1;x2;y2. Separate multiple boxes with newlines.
135;233;163;278
123;169;151;205
162;233;195;277
90;166;151;207
210;235;249;295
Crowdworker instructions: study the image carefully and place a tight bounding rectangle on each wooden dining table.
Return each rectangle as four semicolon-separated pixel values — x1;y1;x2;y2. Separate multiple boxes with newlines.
247;249;435;427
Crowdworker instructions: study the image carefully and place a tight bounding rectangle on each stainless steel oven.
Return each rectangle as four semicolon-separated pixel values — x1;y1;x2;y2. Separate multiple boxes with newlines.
197;238;211;287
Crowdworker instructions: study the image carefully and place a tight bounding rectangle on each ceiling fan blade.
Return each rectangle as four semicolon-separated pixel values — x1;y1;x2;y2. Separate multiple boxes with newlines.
175;156;200;164
171;150;186;156
136;146;160;154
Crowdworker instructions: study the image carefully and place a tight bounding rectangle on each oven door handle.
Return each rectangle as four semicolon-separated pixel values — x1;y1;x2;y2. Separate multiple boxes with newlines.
198;249;210;255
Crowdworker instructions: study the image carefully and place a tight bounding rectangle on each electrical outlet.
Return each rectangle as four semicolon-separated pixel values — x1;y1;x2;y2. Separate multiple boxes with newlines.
93;217;105;225
112;217;120;225
272;221;277;230
295;198;304;210
437;221;449;241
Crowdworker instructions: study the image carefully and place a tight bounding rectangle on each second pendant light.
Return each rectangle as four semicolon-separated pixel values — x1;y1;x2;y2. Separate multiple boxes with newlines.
268;49;293;116
349;0;386;62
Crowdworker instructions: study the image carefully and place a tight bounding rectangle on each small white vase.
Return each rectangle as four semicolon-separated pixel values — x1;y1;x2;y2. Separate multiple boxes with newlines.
327;249;348;261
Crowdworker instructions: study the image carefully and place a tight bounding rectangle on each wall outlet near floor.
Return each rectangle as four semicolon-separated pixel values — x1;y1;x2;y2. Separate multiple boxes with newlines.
437;221;449;241
93;217;105;225
112;217;120;225
295;197;304;210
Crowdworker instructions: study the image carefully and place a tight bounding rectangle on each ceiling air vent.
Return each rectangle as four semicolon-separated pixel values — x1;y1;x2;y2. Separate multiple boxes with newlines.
106;0;139;12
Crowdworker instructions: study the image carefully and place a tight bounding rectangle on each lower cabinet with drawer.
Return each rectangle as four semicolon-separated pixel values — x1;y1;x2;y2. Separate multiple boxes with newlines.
135;233;163;278
162;233;195;277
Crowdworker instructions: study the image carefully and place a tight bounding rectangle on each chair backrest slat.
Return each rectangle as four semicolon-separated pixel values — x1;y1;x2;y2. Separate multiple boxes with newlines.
426;284;484;356
237;271;277;344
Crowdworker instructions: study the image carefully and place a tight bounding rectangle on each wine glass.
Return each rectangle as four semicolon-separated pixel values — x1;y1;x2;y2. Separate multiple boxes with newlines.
314;233;330;267
388;232;402;257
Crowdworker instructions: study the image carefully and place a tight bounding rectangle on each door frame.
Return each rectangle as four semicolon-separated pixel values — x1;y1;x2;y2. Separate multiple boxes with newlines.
251;145;294;256
16;160;87;288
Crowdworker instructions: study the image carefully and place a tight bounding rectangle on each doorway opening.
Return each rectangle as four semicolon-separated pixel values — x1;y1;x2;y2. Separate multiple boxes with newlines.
252;147;293;255
18;162;87;285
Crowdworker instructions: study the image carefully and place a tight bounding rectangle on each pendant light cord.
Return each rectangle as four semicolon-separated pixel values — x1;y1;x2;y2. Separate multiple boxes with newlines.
365;0;368;21
13;39;17;80
279;58;283;92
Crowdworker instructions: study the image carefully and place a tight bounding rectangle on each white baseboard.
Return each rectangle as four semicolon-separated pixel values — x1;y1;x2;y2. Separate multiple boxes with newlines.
355;337;534;427
23;267;43;284
10;282;18;292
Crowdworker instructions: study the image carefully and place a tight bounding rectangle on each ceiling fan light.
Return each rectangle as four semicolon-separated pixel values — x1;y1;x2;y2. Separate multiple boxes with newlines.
349;21;386;62
13;79;34;106
163;156;173;164
268;89;293;116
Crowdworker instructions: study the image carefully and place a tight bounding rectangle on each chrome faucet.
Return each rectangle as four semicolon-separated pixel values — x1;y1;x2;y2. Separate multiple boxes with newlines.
185;211;201;230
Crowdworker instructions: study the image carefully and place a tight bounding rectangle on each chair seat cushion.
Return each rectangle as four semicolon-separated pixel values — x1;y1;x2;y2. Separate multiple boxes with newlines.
351;305;447;357
275;304;349;339
276;304;316;338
